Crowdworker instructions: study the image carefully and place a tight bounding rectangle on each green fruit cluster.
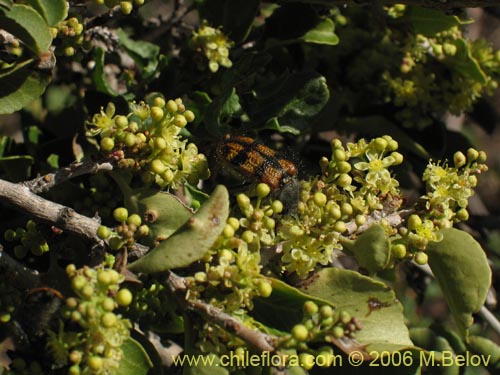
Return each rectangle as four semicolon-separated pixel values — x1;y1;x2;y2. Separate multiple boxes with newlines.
97;207;150;251
4;220;51;258
0;36;23;70
190;22;234;73
91;0;145;15
45;265;132;375
52;17;86;57
86;97;208;189
280;301;362;370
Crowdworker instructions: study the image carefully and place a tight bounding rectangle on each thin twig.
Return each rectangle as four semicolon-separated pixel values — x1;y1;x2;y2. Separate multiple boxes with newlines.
165;271;277;352
345;208;414;235
23;160;114;194
0;178;101;242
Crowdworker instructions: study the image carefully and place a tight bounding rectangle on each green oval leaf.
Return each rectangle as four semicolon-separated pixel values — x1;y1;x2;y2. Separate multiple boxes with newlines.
247;72;330;133
408;7;470;37
0;4;52;54
449;39;487;85
426;228;491;339
301;17;339;45
343;224;391;274
299;267;414;353
116;338;154;375
128;185;229;273
92;47;120;97
0;62;51;114
24;0;68;26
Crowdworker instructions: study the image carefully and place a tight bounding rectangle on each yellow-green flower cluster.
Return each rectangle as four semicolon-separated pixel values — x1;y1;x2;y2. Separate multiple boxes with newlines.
51;265;133;375
86;97;209;189
185;184;275;313
422;148;488;225
383;18;500;126
190;22;234;73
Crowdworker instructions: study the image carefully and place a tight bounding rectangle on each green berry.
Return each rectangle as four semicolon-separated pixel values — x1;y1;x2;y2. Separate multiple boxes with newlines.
355;215;366;226
102;312;117;327
69;351;82;364
291;324;309;341
150;159;166;175
127;214;142;227
102;297;115;311
241;230;254;243
257;280;272;297
333;149;347;161
72;275;86;291
236;194;251;210
319;305;334;319
88;356;103;371
453;151;466;168
333;221;346;233
303;301;319;316
100;137;115;151
113;207;128;222
150;106;164;121
69;365;81;375
408;214;422;230
478;151;487;163
115;115;128;128
456;208;469;221
166;100;178;113
153;96;165;108
337;161;352;173
64;46;75;56
227;217;240;230
223;224;235;238
467;148;479;162
120;1;133;14
339;310;351;324
82;285;94;299
337;173;352;188
256;183;271;198
97;226;111;239
392;243;407;259
391;151;404;165
414;252;428;265
271;200;283;214
137;225;150;237
184;110;195;122
116;288;133;306
124;133;137;147
332;326;344;338
313;192;327;207
341;202;353;216
154;137;167;150
299;353;315;370
174;114;187;128
374;137;388;151
4;229;16;241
